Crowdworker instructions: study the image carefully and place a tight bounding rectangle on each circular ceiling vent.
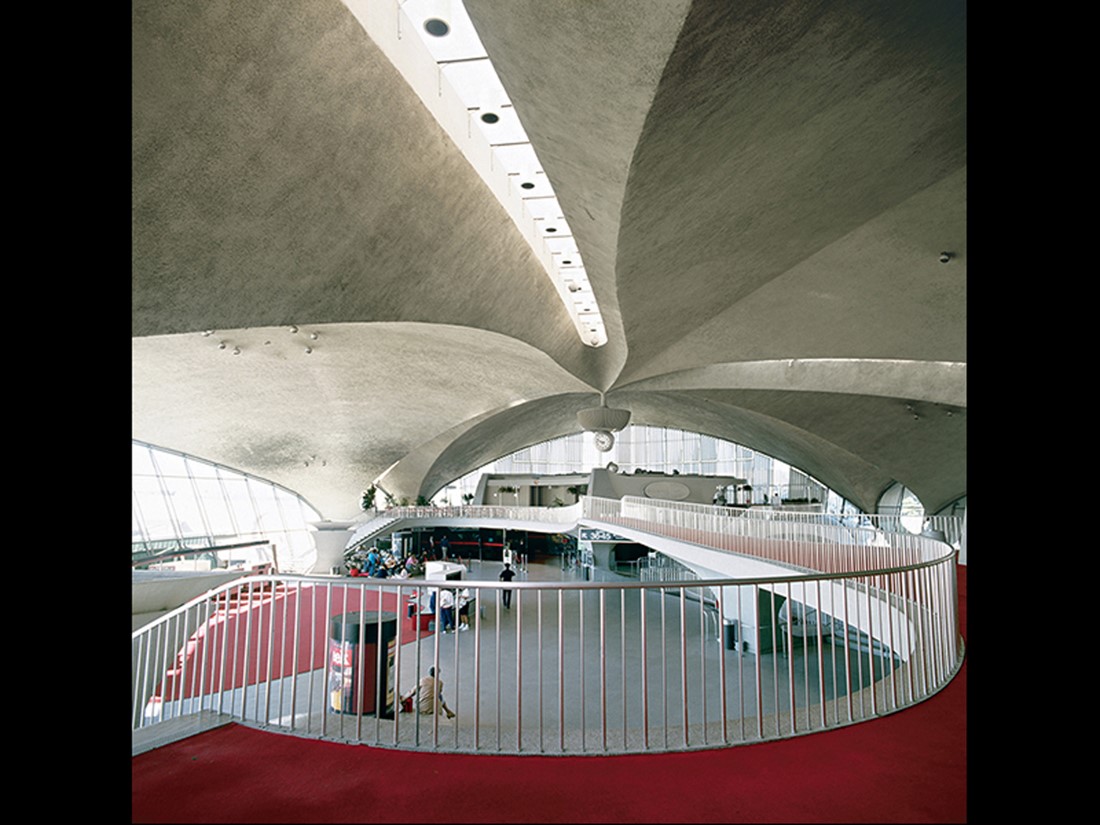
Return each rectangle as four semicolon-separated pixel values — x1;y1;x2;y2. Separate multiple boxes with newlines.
424;18;449;36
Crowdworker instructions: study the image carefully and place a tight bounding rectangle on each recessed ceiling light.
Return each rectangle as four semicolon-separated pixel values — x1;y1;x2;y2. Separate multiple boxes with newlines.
424;18;449;37
373;3;606;348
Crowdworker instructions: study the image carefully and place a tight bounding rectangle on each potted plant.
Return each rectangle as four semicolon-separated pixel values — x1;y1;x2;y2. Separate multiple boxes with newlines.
361;485;377;511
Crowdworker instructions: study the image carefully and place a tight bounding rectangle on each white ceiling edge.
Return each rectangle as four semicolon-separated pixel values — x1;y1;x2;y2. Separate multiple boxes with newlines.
343;0;607;347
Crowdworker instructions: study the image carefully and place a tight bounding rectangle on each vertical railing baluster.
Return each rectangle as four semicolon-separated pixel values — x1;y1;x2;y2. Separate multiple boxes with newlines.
516;589;523;752
865;575;877;716
641;587;649;751
699;586;707;746
317;583;331;737
452;585;460;750
393;584;403;747
734;584;742;743
680;585;688;748
579;587;586;751
158;618;171;723
216;588;230;717
291;582;304;732
558;587;564;753
432;589;441;750
355;583;366;742
600;588;606;752
264;580;276;726
537;589;543;753
786;581;796;737
379;583;387;746
621;588;627;751
754;584;763;741
660;586;667;750
335;583;350;740
884;572;897;711
815;578;825;730
495;587;501;752
717;586;727;745
199;597;213;716
474;583;482;751
771;586;780;739
842;581;852;724
134;633;148;730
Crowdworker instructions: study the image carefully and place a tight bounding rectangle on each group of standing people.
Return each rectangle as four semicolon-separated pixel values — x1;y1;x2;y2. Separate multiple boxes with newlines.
425;534;452;562
426;584;474;634
435;587;473;633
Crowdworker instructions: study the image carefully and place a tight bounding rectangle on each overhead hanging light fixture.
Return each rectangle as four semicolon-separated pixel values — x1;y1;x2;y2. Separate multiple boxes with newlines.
577;393;631;452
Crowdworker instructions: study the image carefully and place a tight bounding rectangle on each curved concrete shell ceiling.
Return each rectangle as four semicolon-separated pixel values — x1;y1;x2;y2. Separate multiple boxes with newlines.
132;0;966;519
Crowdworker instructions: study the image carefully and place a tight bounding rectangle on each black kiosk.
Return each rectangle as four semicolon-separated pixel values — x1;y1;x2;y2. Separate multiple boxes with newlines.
328;610;398;718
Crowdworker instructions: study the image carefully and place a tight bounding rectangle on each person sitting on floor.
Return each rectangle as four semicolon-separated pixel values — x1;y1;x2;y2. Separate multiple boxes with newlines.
402;666;455;718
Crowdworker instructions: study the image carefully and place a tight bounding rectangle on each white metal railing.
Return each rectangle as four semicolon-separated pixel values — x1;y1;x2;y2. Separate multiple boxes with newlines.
372;503;581;525
133;500;962;756
585;496;962;576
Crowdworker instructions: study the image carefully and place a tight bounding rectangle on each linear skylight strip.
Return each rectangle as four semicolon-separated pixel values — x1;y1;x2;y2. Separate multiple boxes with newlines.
342;0;607;346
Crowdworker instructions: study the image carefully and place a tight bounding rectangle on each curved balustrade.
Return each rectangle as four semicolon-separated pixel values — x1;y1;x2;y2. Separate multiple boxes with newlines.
346;503;583;552
358;503;583;526
133;499;962;755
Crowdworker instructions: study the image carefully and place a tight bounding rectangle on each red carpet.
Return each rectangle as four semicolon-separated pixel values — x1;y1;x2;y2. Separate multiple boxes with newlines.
155;583;433;704
132;567;966;823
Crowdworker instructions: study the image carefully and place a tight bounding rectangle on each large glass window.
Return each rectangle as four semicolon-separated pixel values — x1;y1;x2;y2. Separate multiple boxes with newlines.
132;441;322;573
876;482;926;533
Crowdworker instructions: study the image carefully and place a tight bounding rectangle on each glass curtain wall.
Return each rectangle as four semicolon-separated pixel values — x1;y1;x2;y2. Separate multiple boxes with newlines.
132;441;322;573
433;426;858;512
